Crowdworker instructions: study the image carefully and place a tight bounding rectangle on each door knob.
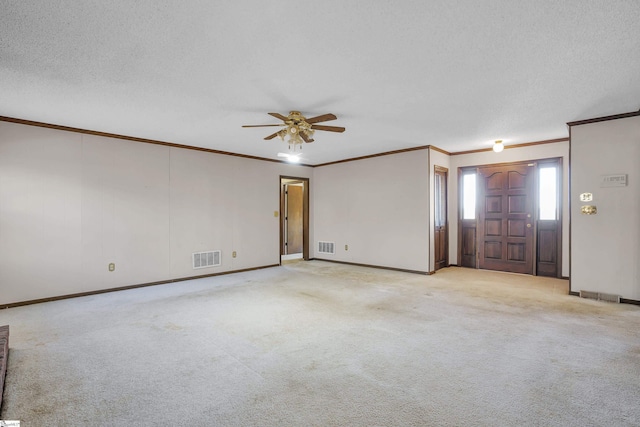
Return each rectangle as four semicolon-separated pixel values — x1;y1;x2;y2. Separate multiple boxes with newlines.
527;224;531;228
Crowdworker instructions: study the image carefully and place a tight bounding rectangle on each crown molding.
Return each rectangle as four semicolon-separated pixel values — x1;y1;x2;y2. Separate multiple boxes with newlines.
0;116;312;166
567;109;640;127
1;115;570;166
314;145;431;167
451;137;569;156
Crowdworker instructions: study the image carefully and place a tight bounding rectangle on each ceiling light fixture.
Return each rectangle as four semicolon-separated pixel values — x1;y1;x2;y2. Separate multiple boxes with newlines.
277;152;300;163
277;121;314;151
493;140;504;153
243;111;345;151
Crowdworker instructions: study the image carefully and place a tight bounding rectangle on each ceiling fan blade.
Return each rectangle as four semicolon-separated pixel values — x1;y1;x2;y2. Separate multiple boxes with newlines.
310;124;345;133
300;131;314;143
242;124;283;128
264;131;281;140
305;113;337;124
268;112;289;121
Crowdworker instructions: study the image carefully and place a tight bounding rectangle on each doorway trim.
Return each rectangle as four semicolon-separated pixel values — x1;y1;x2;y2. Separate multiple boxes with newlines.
433;165;449;271
457;157;563;277
280;176;310;263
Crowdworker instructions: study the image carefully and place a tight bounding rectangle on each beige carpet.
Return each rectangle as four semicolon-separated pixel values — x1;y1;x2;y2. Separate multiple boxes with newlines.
1;261;639;426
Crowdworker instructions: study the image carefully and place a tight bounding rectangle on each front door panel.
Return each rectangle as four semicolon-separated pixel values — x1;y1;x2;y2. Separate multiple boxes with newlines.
477;163;534;274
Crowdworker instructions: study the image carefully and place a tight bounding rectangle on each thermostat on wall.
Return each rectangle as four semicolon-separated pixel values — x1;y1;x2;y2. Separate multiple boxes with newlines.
600;174;627;187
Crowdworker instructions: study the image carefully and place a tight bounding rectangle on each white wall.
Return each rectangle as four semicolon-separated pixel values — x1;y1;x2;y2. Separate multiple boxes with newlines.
313;150;430;272
448;141;570;277
570;116;640;300
0;119;581;304
0;121;312;305
80;133;171;291
1;123;85;301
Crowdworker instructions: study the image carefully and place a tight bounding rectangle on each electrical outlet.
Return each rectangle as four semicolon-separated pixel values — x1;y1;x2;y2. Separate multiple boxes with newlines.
232;251;237;258
108;263;115;272
345;245;349;251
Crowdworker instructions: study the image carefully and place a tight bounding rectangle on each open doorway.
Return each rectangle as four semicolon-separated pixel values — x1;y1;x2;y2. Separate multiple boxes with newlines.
280;176;310;263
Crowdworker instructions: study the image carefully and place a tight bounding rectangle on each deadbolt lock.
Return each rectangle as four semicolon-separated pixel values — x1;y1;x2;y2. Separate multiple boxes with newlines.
526;224;531;228
581;205;597;215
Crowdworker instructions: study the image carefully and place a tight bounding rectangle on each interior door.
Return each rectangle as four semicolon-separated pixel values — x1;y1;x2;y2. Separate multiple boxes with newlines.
285;184;303;254
434;166;448;271
477;163;534;274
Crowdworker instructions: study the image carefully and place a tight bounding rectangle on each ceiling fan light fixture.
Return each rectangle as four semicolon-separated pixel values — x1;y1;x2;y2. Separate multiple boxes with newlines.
288;133;304;150
277;152;300;163
243;111;344;152
493;140;504;153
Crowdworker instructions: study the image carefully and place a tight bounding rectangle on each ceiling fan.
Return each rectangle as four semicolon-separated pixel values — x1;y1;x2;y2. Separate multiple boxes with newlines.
242;111;345;150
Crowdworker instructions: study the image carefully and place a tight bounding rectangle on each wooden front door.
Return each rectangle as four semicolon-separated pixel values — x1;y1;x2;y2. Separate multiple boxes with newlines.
434;166;448;271
477;163;534;274
285;184;303;254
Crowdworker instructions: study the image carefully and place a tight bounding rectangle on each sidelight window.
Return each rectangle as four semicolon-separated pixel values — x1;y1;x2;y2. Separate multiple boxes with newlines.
539;166;557;220
462;172;476;220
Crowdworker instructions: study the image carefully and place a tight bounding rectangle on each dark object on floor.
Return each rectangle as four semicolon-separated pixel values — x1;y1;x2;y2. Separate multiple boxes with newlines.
0;325;8;412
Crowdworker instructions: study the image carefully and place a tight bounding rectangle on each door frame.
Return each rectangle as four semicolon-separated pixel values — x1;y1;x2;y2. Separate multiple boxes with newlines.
280;176;310;262
434;165;449;271
457;157;563;277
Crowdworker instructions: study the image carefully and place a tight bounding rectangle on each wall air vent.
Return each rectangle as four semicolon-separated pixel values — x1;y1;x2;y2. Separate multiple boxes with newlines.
579;290;620;303
192;250;221;269
318;241;335;254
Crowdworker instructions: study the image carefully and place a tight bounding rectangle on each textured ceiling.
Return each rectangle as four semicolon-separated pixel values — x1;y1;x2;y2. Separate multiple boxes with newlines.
1;1;639;165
